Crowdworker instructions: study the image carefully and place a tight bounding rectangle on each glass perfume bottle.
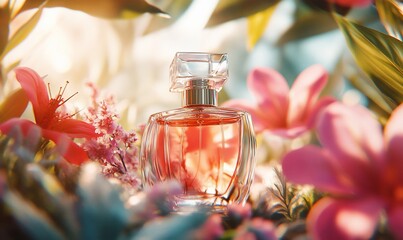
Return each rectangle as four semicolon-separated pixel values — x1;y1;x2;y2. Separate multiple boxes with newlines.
140;52;256;212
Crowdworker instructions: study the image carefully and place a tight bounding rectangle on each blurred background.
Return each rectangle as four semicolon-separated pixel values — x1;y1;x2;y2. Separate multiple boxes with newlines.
0;0;391;127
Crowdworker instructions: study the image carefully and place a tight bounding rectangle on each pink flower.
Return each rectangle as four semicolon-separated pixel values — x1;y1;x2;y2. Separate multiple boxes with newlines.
193;214;224;240
223;65;334;138
327;0;372;7
282;102;403;239
0;67;98;164
228;203;253;220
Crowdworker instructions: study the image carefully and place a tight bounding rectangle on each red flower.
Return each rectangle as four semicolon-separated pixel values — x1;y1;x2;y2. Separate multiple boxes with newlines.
0;67;98;164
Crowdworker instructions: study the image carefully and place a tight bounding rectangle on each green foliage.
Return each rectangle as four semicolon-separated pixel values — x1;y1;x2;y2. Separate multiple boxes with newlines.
0;3;10;58
259;168;322;224
206;0;279;27
301;0;351;15
132;212;207;240
76;164;128;240
19;0;165;19
0;132;206;240
143;0;193;35
376;0;403;41
0;0;167;86
0;4;44;61
3;189;65;240
0;89;29;123
247;5;278;50
335;14;403;112
276;12;338;46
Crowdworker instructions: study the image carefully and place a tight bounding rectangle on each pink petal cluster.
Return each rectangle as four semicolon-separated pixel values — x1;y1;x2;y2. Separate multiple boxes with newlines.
82;83;140;189
282;102;403;239
223;65;334;138
226;203;277;240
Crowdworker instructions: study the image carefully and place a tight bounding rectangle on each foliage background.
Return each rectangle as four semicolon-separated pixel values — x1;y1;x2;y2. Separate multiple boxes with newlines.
0;0;402;239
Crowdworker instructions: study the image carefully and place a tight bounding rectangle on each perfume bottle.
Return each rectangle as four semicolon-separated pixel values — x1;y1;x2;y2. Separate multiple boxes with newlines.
140;52;256;212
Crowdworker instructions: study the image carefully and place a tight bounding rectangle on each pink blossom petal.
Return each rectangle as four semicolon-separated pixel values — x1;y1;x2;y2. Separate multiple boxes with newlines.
0;118;38;136
306;96;336;129
282;146;356;195
42;130;89;165
387;204;403;239
384;104;403;181
317;103;385;189
385;104;403;146
269;126;308;139
15;67;49;123
308;197;383;240
228;203;252;220
196;214;224;240
223;100;270;133
247;68;289;128
288;65;328;126
52;118;98;138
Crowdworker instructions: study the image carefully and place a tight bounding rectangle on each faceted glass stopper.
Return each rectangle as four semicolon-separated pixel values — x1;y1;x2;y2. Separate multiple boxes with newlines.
169;52;228;92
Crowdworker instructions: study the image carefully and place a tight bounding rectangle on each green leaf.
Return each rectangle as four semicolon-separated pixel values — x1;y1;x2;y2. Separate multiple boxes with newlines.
335;14;403;106
3;190;65;240
247;5;277;50
277;12;338;45
347;63;395;123
301;0;351;15
27;164;79;239
376;0;403;41
0;5;43;61
132;212;207;240
77;163;128;240
21;0;166;19
0;88;28;123
143;0;193;35
0;2;10;56
206;0;279;28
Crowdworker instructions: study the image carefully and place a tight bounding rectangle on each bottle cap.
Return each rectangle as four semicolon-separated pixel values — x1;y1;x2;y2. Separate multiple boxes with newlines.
169;52;228;92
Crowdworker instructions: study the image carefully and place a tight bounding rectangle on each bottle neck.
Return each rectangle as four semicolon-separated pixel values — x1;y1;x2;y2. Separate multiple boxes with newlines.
182;88;218;107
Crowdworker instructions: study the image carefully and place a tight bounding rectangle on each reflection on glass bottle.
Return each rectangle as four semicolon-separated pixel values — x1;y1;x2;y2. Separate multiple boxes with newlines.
140;52;256;212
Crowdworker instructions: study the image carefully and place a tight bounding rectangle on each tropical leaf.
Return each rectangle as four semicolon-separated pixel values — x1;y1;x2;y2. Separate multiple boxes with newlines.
247;4;277;50
301;0;351;15
9;0;28;19
277;12;338;45
0;1;10;56
20;0;165;19
76;163;129;240
132;212;207;240
0;88;28;123
335;14;403;107
27;164;79;239
3;190;65;240
376;0;403;41
143;0;193;35
347;63;395;123
0;5;44;61
206;0;279;27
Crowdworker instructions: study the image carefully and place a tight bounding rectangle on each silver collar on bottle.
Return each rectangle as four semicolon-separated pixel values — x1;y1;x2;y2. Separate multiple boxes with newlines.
182;79;218;106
